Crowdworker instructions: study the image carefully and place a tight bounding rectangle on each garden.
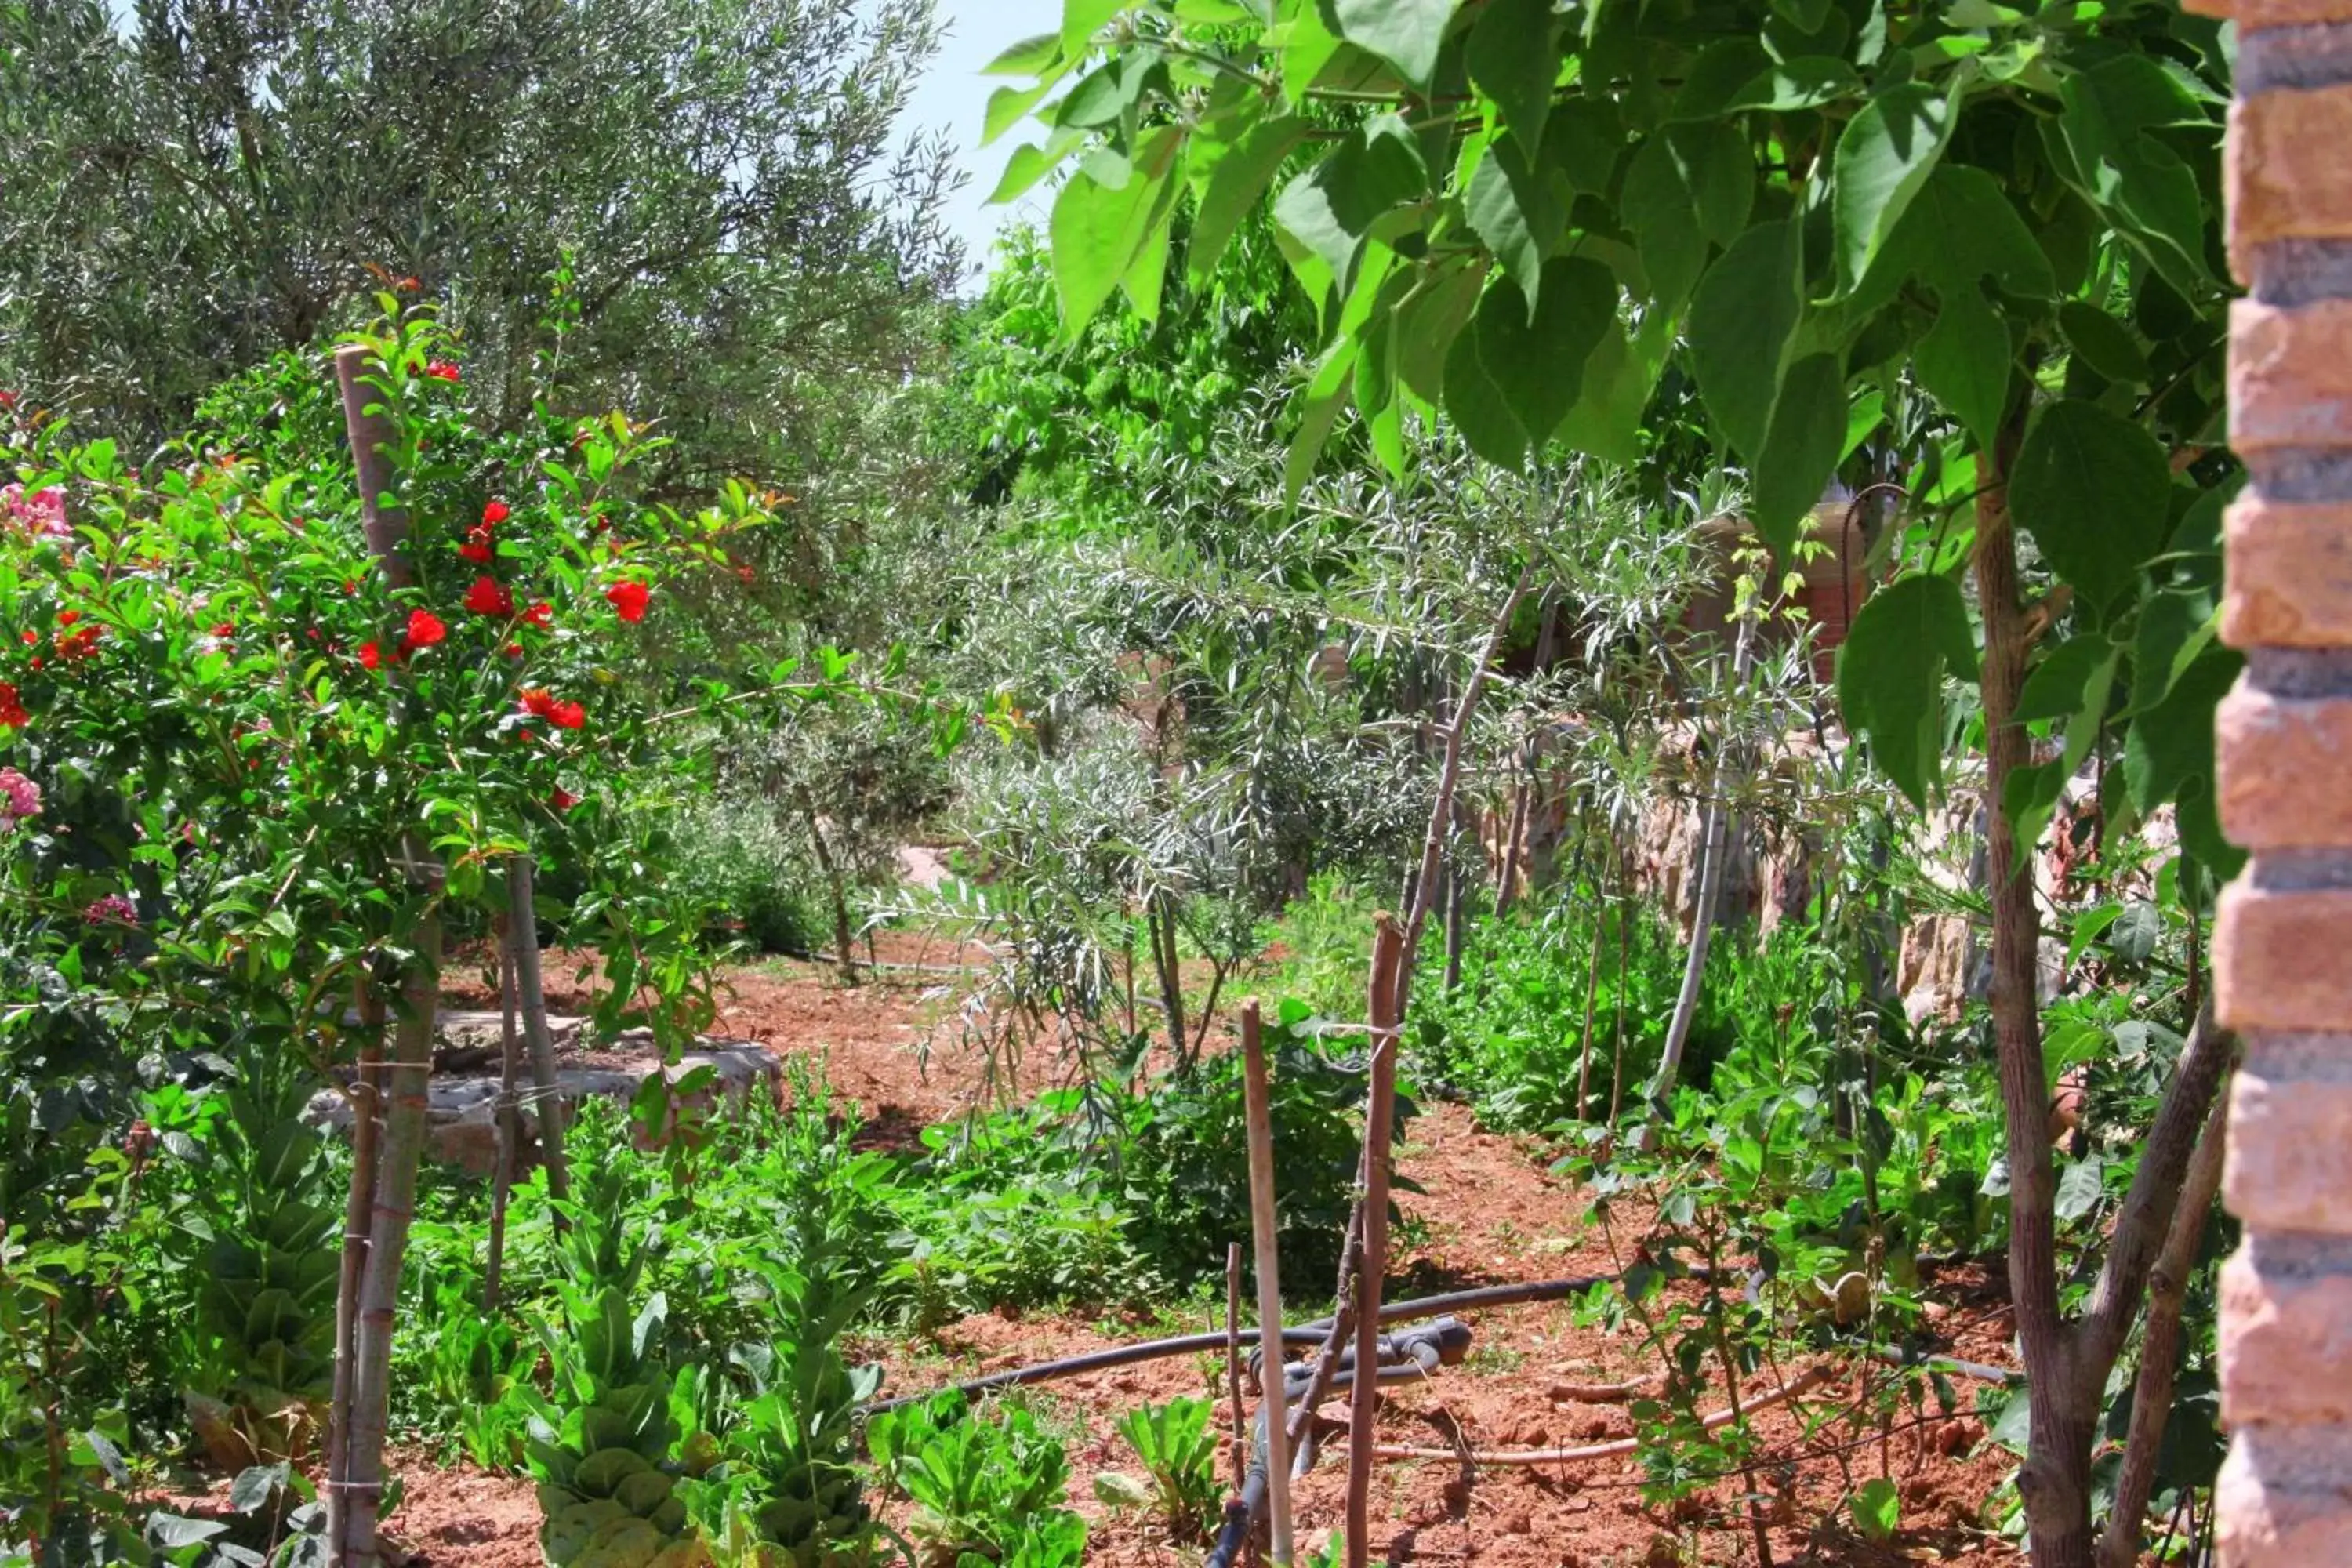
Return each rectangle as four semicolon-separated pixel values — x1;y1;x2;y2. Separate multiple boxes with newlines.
0;1;2244;1566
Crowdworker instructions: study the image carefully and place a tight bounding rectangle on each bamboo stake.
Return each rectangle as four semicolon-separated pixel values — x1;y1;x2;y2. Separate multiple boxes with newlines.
326;986;384;1532
1345;916;1406;1568
329;342;443;1568
1241;1001;1296;1566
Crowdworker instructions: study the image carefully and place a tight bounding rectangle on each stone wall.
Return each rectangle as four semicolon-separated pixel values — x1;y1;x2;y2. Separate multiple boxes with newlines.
2189;0;2352;1555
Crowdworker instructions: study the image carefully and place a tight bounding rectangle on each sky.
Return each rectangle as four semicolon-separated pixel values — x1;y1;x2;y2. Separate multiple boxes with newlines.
902;0;1065;291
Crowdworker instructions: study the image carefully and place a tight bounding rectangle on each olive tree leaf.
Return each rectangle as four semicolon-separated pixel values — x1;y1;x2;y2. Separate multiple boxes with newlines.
1751;352;1848;554
2009;398;2172;612
1837;572;1980;809
1833;78;1962;296
1688;218;1803;462
1467;0;1559;149
1329;0;1457;91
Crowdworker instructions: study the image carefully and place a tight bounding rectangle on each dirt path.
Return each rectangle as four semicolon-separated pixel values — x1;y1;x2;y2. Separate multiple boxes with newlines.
387;952;2026;1568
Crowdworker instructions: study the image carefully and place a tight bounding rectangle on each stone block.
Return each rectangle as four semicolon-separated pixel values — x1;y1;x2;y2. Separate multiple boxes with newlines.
2215;884;2352;1033
2230;89;2352;280
2230;299;2352;451
2219;687;2352;845
2226;499;2352;648
2221;1248;2352;1425
2226;1069;2352;1235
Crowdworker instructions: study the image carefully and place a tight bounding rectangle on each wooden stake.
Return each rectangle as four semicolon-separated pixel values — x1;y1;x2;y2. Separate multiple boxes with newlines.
485;930;521;1313
506;856;569;1206
1241;1001;1295;1566
1345;916;1406;1568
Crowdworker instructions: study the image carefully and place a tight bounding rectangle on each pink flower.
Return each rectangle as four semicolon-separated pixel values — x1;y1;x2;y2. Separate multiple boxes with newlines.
0;766;39;826
83;893;137;926
2;484;67;540
424;359;461;383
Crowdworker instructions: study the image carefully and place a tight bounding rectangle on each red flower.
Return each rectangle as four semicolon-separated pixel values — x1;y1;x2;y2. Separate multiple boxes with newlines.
464;576;513;616
395;275;422;292
482;499;510;526
604;579;650;623
459;539;493;565
523;601;553;629
503;641;524;658
358;641;383;670
549;699;586;731
0;391;15;409
424;359;461;383
405;608;447;648
520;688;557;719
551;786;582;813
0;681;26;728
56;626;101;661
56;610;78;627
17;630;33;647
209;622;234;638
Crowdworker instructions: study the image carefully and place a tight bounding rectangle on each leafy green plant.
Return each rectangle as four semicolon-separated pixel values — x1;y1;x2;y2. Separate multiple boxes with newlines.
1111;1396;1220;1544
677;1257;880;1568
521;1156;702;1568
175;1066;340;1471
866;1395;1081;1568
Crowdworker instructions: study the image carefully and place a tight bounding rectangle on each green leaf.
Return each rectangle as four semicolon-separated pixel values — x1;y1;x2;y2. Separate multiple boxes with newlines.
2056;56;2215;294
1751;352;1847;553
1055;50;1163;133
2009;399;2172;611
989;133;1084;206
1668;38;1771;123
1189;116;1311;287
1727;56;1864;113
1473;256;1616;449
2130;588;2219;715
1850;165;2053;316
2055;1156;2105;1222
1915;285;2012;450
1063;0;1123;51
1330;0;1456;90
1464;134;1564;308
1559;311;1668;466
1050;133;1184;336
1853;1477;1900;1541
2060;301;2151;384
1688;218;1803;462
1287;337;1362;502
1443;324;1526;468
1394;259;1486;405
2016;635;2115;724
1272;115;1426;303
1620;122;1752;311
1279;4;1346;101
985;80;1059;147
2122;645;2241;816
1837;573;1980;809
1466;0;1557;149
1832;80;1961;296
984;33;1063;77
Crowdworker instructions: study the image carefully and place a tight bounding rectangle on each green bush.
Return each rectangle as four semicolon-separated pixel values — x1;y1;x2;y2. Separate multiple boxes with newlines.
866;1395;1083;1568
670;797;832;956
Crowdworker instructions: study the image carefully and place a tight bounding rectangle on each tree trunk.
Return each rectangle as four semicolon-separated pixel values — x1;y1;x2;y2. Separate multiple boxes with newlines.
800;793;859;983
1496;763;1530;917
1149;890;1186;1063
1647;620;1755;1109
2096;1062;2231;1568
1442;797;1468;992
1973;424;2096;1568
1573;873;1608;1121
506;858;570;1208
1608;884;1633;1125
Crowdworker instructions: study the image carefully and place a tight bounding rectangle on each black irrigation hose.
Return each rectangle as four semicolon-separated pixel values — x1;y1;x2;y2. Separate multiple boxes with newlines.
858;1326;1333;1415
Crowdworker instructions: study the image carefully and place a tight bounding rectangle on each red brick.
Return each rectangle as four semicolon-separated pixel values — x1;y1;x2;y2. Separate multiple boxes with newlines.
2230;299;2352;451
2222;1252;2352;1425
2219;688;2352;847
2225;499;2352;648
2226;1070;2352;1235
2215;884;2352;1033
2230;90;2352;280
2219;1446;2352;1567
2205;0;2352;27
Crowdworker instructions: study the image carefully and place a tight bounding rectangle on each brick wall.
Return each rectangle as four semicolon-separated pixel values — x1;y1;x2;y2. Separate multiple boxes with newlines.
2190;0;2352;1557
